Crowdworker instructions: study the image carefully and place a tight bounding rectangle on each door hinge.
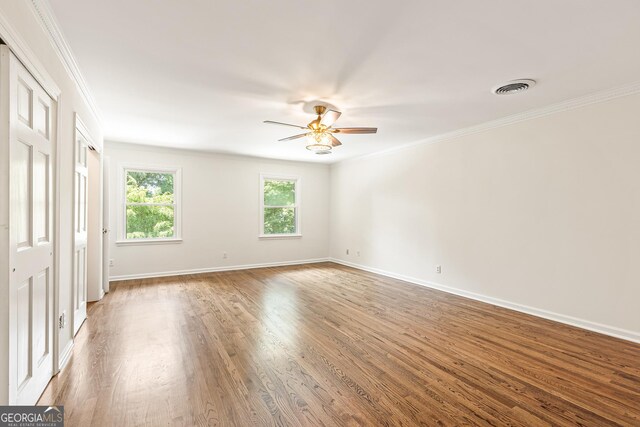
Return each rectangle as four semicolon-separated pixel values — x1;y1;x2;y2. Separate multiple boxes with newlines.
58;312;66;329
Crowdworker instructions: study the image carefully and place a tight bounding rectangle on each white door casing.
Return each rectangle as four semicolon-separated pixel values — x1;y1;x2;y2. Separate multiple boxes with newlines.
73;116;90;335
2;46;55;405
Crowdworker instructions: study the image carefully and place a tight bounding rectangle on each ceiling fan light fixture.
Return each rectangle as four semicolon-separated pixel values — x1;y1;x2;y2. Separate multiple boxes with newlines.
308;132;329;143
306;143;332;152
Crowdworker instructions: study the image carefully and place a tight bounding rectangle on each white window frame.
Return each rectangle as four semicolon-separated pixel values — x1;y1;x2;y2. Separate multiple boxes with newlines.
259;174;301;239
116;164;182;245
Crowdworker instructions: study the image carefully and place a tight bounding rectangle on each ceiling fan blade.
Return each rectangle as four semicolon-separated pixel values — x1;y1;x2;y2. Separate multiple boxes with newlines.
333;127;377;134
264;120;308;129
320;110;342;127
327;134;342;147
278;133;309;142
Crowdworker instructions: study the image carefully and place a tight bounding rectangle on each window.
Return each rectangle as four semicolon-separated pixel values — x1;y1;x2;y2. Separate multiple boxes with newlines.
260;175;300;237
119;166;182;244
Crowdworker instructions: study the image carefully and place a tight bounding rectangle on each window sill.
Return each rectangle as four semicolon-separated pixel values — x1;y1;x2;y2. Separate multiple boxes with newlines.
258;234;302;240
116;238;183;246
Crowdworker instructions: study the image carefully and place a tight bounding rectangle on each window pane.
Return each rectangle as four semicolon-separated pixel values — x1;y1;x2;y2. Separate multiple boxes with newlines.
126;205;175;239
263;207;296;234
126;171;174;204
264;180;295;206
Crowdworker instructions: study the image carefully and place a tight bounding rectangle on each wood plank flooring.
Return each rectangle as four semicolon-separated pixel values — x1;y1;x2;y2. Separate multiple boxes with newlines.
39;262;640;426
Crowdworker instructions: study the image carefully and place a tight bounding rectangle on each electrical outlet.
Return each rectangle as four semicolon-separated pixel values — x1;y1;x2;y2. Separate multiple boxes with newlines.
346;249;350;255
356;251;360;257
436;265;442;274
109;259;114;267
223;252;228;259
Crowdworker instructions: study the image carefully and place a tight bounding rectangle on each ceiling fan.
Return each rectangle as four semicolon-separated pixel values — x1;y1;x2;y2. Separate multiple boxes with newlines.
264;105;377;155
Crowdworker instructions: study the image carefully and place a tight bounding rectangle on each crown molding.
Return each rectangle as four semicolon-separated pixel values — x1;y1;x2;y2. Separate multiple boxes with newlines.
0;6;60;97
29;0;102;124
335;80;640;165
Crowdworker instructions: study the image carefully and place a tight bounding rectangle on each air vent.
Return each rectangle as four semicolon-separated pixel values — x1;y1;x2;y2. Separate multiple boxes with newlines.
493;79;536;95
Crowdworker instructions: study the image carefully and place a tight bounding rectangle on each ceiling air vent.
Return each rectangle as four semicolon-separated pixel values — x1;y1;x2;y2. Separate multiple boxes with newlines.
493;79;536;95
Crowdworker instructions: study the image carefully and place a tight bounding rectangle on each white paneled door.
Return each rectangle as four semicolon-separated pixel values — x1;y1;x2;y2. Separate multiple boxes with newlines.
3;47;55;405
73;121;89;335
102;156;110;294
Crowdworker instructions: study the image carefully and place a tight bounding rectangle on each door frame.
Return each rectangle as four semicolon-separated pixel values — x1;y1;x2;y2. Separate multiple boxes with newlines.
0;23;63;385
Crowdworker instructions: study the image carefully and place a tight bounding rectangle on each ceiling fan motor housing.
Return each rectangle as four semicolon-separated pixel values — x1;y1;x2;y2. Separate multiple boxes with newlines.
313;105;327;115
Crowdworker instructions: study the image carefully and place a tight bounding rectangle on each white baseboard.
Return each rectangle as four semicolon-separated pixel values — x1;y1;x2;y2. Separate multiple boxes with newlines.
109;258;331;282
330;258;640;344
58;340;74;372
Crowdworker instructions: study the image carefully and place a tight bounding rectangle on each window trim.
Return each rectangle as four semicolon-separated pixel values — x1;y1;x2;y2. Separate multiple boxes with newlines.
259;173;301;239
116;164;182;246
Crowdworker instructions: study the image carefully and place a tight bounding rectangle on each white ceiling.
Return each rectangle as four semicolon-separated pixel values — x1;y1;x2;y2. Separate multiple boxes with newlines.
48;0;640;163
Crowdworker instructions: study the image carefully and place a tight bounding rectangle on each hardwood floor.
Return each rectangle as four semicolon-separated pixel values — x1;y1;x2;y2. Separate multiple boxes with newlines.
39;262;640;426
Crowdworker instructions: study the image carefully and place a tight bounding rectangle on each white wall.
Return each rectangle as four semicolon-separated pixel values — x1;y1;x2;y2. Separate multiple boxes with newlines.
0;1;103;402
330;92;640;340
105;142;330;279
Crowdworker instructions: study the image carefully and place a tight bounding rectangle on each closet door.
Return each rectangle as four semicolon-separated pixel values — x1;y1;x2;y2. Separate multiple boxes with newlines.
3;46;55;405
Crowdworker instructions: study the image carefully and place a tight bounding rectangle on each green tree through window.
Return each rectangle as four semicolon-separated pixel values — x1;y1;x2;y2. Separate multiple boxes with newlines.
262;177;298;235
125;170;176;239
